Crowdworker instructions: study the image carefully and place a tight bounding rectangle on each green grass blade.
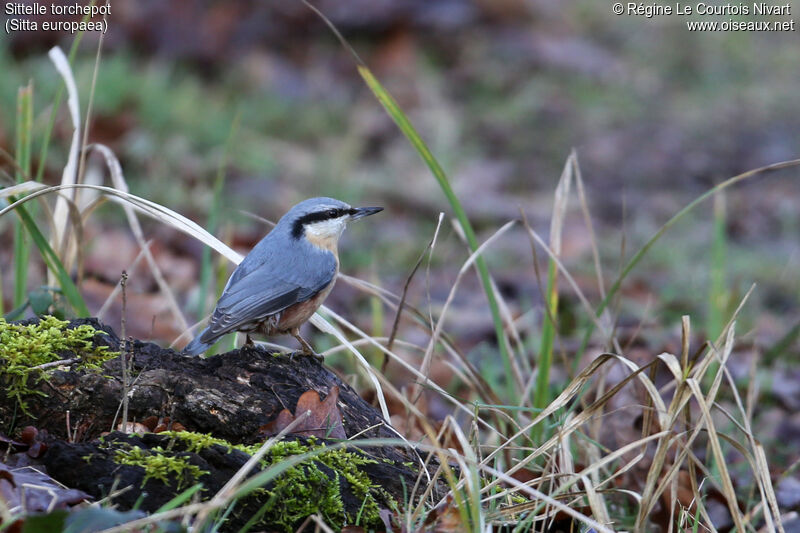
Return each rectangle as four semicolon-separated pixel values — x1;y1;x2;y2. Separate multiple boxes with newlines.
197;113;239;320
708;190;727;341
575;159;800;360
13;203;89;316
155;483;205;513
532;155;573;438
13;84;33;308
533;259;558;424
357;65;517;401
10;10;95;319
705;190;728;390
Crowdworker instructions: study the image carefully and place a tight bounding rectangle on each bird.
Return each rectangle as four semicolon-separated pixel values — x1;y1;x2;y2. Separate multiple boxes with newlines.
183;197;383;358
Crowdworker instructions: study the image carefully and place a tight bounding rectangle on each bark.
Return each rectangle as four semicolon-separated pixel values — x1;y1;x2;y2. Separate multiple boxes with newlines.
0;318;445;531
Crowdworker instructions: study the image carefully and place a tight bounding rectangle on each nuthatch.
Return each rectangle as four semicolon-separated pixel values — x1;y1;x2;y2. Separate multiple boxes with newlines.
183;197;383;358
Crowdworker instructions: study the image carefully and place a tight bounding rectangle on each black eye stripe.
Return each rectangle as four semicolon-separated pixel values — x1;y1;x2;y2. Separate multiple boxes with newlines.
290;207;354;239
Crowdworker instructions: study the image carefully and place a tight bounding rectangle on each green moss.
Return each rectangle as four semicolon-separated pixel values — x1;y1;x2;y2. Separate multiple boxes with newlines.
249;438;386;530
0;316;119;414
113;445;208;489
264;452;346;528
159;430;238;453
157;431;388;531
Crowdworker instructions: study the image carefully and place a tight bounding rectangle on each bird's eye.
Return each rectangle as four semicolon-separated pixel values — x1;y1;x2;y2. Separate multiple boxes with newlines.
327;209;339;218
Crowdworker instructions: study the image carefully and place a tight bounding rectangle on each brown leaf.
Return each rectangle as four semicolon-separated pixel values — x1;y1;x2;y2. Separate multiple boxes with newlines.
433;504;464;533
424;496;467;533
141;416;160;431
262;386;346;439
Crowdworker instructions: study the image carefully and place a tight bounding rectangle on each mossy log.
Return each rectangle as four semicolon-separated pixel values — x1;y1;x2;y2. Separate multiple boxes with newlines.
0;318;445;531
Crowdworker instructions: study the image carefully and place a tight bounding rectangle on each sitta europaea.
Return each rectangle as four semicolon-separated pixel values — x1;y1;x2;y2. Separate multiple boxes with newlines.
184;197;383;357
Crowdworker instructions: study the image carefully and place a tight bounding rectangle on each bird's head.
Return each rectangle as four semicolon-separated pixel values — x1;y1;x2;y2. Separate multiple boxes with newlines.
283;197;383;252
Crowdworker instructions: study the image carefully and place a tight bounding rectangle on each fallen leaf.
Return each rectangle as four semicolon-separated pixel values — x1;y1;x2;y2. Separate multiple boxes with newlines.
261;386;346;439
0;463;90;514
423;495;467;533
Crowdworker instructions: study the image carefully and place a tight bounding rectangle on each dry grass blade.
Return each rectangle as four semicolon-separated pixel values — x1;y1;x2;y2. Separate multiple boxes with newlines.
0;182;47;198
96;413;320;533
47;47;81;265
320;306;502;437
686;378;745;532
0;182;243;264
488;430;670;512
97;240;152;319
754;444;783;533
307;308;390;422
519;214;613;341
308;514;336;533
209;410;313;502
582;473;611;527
386;212;443;367
90;144;189;331
718;343;784;532
549;152;573;258
480;354;666;496
445;416;484;528
637;314;759;531
583;158;800;357
478;463;615;533
338;271;501;404
419;219;519;393
75;11;107;196
572;151;607;302
636;358;695;527
3;180;393;422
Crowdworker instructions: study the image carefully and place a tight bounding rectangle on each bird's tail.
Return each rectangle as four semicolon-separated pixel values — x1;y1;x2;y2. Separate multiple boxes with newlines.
183;328;213;356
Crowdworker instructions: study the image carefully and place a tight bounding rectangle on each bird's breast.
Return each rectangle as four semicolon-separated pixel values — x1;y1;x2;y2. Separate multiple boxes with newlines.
277;277;337;331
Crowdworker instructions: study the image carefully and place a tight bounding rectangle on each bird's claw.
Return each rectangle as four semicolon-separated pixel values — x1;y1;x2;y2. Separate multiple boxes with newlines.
301;346;324;362
292;332;323;362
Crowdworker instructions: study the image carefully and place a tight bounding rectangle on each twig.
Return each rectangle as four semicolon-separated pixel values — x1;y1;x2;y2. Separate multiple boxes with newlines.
120;270;130;432
30;358;80;371
384;233;436;373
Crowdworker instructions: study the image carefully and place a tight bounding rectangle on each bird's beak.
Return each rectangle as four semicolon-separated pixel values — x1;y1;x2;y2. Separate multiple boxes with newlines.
350;206;383;220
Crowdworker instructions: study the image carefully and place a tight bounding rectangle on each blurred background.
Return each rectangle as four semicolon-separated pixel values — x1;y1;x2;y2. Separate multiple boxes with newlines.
1;1;799;446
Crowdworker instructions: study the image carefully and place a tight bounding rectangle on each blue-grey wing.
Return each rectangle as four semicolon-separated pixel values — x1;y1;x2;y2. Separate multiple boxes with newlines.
199;244;336;343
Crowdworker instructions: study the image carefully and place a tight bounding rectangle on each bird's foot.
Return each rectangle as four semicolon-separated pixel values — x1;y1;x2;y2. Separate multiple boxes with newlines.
286;349;319;363
292;331;324;362
305;348;325;362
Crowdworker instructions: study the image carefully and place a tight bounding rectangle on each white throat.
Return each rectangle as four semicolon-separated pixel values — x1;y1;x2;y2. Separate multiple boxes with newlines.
304;217;348;251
